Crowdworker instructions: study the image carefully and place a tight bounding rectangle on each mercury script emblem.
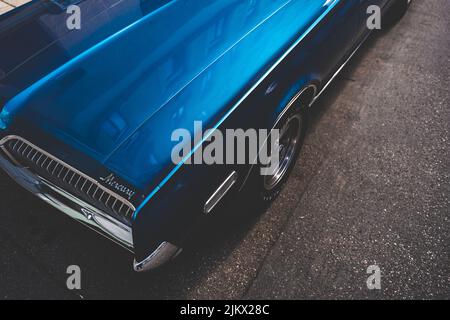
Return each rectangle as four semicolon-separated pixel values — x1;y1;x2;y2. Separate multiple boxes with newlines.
99;174;136;200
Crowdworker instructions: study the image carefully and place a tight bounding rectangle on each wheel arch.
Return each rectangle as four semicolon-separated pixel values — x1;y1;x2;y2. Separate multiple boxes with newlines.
238;81;318;191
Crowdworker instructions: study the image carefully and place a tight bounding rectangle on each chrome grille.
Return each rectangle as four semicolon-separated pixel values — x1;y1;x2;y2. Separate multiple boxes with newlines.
1;136;135;224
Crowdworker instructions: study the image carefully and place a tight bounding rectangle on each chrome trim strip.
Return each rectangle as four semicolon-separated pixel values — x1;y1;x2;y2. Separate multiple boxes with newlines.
204;171;238;214
133;242;181;272
0;135;135;221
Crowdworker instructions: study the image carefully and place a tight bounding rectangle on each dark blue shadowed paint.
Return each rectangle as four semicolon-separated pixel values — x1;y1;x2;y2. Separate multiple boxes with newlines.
2;0;334;193
0;0;394;262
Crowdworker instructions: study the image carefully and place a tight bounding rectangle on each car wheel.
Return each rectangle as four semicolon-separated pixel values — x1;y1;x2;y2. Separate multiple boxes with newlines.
385;0;412;27
396;0;412;14
257;104;307;204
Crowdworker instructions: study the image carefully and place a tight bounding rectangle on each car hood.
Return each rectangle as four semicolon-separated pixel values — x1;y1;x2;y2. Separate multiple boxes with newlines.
1;0;330;190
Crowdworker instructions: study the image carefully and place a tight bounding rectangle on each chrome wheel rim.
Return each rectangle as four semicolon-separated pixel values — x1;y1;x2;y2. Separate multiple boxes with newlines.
263;113;302;191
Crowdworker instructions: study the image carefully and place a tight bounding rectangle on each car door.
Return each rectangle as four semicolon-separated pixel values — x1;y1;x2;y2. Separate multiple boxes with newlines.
308;0;363;85
324;0;390;74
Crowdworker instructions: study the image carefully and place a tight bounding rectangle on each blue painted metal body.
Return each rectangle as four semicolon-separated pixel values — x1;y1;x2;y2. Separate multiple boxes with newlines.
0;0;391;260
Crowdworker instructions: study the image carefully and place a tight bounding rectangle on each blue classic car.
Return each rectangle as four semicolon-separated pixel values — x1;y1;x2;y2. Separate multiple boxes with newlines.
0;0;410;271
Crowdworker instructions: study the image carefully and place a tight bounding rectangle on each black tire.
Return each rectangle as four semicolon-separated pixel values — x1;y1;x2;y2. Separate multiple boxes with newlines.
384;0;411;28
256;105;308;205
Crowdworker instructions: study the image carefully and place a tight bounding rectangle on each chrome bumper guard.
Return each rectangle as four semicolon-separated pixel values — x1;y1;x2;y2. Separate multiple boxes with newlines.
133;242;182;272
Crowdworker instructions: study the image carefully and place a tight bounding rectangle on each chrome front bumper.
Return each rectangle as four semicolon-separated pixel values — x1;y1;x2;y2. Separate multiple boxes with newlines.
0;151;135;250
0;142;182;271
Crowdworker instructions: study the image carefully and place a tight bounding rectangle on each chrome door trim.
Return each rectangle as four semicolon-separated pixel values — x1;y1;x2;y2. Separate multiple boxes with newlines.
204;171;238;214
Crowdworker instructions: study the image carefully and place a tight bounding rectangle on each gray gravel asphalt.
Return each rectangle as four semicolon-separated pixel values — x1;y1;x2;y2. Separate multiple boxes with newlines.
0;0;448;299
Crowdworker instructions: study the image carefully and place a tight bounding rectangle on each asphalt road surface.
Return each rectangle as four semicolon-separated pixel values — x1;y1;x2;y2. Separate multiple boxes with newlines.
0;0;448;299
